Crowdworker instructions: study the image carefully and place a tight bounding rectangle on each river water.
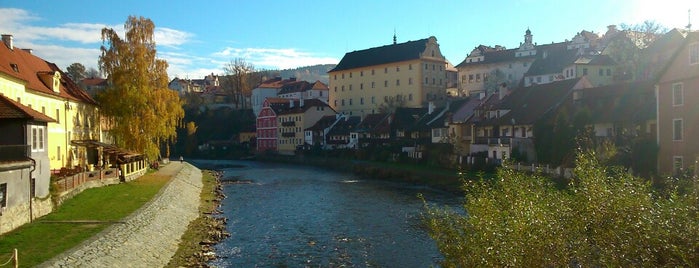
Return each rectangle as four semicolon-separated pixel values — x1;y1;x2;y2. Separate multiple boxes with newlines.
197;160;461;267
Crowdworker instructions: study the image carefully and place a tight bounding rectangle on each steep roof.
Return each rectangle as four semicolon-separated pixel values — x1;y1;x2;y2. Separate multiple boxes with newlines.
0;94;56;122
356;113;391;134
482;78;584;125
525;42;579;76
329;38;431;72
276;98;334;115
0;39;96;105
456;48;525;67
575;80;655;123
305;115;337;131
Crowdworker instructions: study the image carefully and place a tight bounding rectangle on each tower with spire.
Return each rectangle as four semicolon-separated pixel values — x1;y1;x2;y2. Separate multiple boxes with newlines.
516;28;536;57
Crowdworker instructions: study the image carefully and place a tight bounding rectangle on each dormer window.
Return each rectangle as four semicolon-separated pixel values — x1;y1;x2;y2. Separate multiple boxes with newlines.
10;63;18;73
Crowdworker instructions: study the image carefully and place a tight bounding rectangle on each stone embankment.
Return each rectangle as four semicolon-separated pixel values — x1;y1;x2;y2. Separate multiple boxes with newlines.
39;162;203;268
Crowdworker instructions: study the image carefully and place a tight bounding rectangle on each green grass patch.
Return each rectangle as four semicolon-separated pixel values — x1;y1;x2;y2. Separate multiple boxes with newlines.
0;171;170;267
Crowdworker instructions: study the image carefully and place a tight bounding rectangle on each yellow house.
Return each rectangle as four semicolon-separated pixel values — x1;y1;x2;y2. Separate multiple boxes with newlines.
276;99;335;155
0;34;101;171
328;36;447;118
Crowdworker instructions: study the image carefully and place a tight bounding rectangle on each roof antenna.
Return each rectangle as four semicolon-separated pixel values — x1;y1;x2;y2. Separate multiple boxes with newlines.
393;28;397;45
687;9;692;31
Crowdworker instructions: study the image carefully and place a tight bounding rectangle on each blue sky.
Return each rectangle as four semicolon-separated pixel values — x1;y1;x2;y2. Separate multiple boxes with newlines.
1;0;697;79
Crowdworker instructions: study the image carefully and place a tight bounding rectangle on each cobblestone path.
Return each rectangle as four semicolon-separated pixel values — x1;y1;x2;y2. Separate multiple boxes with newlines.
40;162;203;268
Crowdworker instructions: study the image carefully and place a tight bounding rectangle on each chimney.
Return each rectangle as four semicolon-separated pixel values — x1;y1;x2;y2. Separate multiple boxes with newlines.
2;34;13;50
22;48;32;54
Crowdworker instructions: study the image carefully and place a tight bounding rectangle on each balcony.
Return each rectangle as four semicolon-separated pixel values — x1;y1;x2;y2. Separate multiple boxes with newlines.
0;145;30;161
474;137;512;145
282;132;296;138
281;121;296;127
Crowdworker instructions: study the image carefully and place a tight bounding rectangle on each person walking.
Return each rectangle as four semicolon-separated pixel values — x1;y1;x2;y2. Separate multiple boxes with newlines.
179;156;184;163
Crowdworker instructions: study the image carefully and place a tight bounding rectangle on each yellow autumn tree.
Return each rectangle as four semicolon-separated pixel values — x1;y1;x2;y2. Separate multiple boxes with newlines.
97;16;184;160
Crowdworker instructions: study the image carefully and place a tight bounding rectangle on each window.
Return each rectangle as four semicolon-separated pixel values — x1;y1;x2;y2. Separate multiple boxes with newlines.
371;96;375;104
673;83;683;106
334;87;337;92
360;71;364;76
409;64;412;70
599;69;604;76
31;126;45;152
408;78;413;85
350;72;352;78
372;69;375;75
476;74;481;82
408;94;413;101
396;66;400;72
673;156;684;175
349;85;352;91
583;68;588;75
57;146;61;160
606;69;611;76
334;75;337;80
334;100;338;107
673;118;683;141
342;99;345;106
384;67;388;73
349;99;353;105
0;183;6;208
384;80;388;87
342;74;345;79
371;82;375;88
360;97;364;105
469;74;474;82
360;83;364;90
425;77;428;84
425;63;428;69
396;79;400;86
690;43;699;65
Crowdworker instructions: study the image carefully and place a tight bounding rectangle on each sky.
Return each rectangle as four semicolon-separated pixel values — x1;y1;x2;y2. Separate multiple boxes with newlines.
1;0;698;80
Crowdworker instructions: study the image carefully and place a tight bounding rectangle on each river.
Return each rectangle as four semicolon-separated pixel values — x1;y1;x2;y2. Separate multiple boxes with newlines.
195;160;461;267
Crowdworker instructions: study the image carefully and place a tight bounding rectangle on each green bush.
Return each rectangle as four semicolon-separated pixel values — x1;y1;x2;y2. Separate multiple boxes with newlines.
424;150;698;267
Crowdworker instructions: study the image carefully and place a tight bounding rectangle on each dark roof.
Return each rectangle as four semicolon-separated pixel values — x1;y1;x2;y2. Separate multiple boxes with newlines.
575;80;656;123
327;116;361;136
278;81;311;95
524;42;579;76
276;98;334;115
456;48;524;67
481;78;583;125
0;94;56;122
392;107;428;130
356;113;391;134
305;115;337;131
329;38;430;72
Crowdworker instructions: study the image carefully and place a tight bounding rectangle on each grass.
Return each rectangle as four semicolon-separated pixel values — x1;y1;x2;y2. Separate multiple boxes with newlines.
166;170;218;267
0;170;170;267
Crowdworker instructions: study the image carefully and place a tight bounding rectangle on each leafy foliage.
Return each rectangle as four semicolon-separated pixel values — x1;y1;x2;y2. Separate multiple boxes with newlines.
424;151;698;267
66;62;86;82
96;16;184;160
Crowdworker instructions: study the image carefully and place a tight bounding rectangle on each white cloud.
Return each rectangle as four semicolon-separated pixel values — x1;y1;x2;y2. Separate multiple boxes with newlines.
213;47;338;70
154;27;192;47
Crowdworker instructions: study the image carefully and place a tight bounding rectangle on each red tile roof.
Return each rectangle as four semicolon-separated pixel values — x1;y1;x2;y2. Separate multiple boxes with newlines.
0;94;56;122
0;39;96;105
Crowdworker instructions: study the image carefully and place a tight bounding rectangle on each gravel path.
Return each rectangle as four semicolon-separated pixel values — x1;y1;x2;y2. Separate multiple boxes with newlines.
40;162;203;268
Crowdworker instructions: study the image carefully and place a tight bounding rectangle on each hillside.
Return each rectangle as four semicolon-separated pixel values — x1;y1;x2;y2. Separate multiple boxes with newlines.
264;64;336;84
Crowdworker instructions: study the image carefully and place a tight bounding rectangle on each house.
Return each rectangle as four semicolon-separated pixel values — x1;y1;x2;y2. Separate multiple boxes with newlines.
168;77;203;96
256;97;336;155
277;80;329;104
353;113;392;148
251;77;295;116
571;80;656;139
275;98;336;155
328;36;448;117
325;116;361;149
80;77;108;98
0;34;101;172
656;30;699;175
0;94;55;234
304;115;338;149
456;29;538;96
469;77;593;163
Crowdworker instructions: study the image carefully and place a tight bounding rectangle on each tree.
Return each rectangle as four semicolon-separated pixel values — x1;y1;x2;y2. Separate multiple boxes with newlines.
86;67;101;78
66;62;86;82
483;68;511;95
97;16;184;161
377;94;407;114
424;150;698;267
222;58;255;109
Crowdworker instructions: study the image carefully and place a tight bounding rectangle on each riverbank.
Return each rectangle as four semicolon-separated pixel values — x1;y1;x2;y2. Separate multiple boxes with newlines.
255;154;469;193
39;162;203;267
166;170;229;267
